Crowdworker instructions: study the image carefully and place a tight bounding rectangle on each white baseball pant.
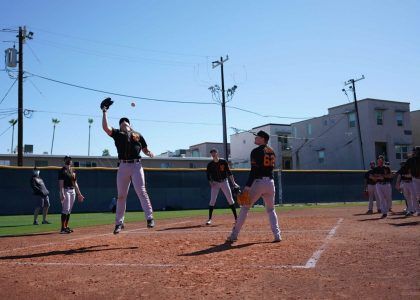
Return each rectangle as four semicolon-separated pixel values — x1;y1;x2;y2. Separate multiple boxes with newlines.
231;178;280;240
116;161;153;225
367;184;379;211
209;179;234;206
375;183;392;214
401;181;419;213
62;188;76;214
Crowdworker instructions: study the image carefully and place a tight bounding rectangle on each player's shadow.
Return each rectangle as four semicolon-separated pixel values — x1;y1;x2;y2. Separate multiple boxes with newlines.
158;224;220;231
390;221;419;227
0;244;138;260
180;241;272;257
0;232;57;239
357;217;385;221
389;216;412;220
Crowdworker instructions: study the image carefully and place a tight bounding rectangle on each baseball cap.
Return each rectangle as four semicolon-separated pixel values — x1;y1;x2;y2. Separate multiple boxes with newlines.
64;155;72;161
209;148;218;153
119;117;130;125
254;130;270;141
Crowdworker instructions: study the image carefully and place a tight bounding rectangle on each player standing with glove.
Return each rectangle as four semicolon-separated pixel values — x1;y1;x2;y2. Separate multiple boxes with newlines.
100;98;155;234
227;130;281;243
206;148;239;225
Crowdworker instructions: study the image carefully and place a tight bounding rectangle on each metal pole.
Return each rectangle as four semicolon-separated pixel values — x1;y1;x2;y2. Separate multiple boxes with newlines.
17;27;23;166
51;125;55;155
220;57;228;161
88;124;91;156
11;124;15;154
351;80;366;169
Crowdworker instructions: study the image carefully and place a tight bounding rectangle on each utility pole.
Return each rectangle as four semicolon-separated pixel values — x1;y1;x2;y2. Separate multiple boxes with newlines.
88;118;94;156
16;26;33;166
210;56;237;161
344;75;365;169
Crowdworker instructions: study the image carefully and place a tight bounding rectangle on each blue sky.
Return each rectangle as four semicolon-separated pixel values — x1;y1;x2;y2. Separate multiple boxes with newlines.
1;0;419;157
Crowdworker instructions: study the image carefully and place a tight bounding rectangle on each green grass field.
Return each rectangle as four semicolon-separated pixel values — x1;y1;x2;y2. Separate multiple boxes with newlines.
0;202;371;237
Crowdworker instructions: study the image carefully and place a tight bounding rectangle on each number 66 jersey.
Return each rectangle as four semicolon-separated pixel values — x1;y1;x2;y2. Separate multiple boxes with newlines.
245;144;276;187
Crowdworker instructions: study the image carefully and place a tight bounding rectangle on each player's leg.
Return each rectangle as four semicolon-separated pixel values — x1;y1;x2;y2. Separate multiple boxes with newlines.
207;182;221;224
131;162;154;228
220;180;237;221
65;189;76;232
228;181;262;242
115;163;132;232
373;185;381;213
261;180;281;242
402;182;413;215
41;196;50;224
385;184;393;213
33;196;41;225
367;184;375;213
412;177;420;215
375;184;387;217
61;189;72;233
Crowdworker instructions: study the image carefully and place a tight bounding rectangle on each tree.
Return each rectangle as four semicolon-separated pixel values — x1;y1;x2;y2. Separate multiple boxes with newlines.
88;118;94;156
50;118;60;155
9;119;18;154
102;149;110;156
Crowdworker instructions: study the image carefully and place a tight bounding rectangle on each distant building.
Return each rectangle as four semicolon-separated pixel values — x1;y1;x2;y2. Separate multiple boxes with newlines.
187;142;230;158
230;124;292;169
291;98;413;170
0;154;210;169
410;110;420;147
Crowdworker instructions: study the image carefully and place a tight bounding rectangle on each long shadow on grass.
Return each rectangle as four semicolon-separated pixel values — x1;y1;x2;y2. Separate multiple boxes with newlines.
0;224;36;228
180;241;272;256
158;224;220;231
0;244;138;260
0;232;57;239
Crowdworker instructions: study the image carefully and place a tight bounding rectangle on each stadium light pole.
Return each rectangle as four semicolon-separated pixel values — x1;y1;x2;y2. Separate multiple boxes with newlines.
344;75;365;169
50;118;60;155
9;119;18;153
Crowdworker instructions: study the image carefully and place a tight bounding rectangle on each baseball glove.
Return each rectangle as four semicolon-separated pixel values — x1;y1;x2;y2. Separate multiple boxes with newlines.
100;97;114;111
237;190;251;206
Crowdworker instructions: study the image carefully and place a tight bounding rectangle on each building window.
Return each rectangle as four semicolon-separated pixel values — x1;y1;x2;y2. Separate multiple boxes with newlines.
323;119;328;126
191;150;200;157
395;145;409;160
293;127;298;138
375;110;383;125
307;123;312;136
317;150;325;163
0;160;10;166
278;135;289;151
395;112;403;126
348;112;356;128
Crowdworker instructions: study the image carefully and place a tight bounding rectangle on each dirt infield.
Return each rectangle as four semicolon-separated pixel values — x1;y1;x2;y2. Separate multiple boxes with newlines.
0;205;419;299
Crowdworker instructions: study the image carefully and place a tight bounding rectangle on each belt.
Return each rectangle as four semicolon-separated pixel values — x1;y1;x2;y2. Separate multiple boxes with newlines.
377;182;389;185
64;187;75;190
212;179;226;183
256;176;272;180
119;159;140;163
401;180;411;183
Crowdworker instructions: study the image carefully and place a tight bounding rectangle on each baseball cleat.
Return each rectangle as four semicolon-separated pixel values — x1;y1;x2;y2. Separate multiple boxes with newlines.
65;227;73;233
366;210;373;215
33;221;39;225
405;211;413;217
113;224;122;234
42;220;51;224
225;235;237;243
380;213;387;219
206;219;212;226
273;236;282;243
60;229;70;234
147;219;155;228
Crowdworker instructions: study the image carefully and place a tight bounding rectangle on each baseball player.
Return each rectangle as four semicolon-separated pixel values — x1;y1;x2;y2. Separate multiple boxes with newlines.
205;148;239;225
226;130;281;243
58;156;85;234
404;146;420;216
395;162;416;216
101;101;155;234
370;156;393;218
30;167;51;225
364;161;380;214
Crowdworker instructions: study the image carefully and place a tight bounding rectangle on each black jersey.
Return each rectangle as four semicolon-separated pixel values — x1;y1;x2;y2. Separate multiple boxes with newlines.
405;156;420;178
58;167;76;188
111;129;147;160
372;166;392;183
246;145;276;187
206;159;232;182
364;169;376;185
397;164;412;182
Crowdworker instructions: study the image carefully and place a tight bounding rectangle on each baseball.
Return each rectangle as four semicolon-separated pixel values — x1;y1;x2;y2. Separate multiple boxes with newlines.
131;102;136;107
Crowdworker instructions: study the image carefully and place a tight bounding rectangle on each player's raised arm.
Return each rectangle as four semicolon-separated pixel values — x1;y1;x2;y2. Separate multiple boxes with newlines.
100;97;114;136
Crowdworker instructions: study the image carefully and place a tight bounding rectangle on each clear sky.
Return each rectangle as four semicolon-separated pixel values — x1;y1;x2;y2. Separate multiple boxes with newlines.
1;0;419;157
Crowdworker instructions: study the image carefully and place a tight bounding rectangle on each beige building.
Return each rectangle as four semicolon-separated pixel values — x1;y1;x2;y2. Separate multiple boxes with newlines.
410;110;420;147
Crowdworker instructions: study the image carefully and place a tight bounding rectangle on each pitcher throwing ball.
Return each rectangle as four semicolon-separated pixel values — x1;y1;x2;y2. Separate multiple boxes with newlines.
101;97;155;234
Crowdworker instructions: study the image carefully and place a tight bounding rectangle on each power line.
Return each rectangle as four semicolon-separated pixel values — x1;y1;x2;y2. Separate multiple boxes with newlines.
26;71;216;105
0;79;17;105
226;105;309;120
0;124;12;137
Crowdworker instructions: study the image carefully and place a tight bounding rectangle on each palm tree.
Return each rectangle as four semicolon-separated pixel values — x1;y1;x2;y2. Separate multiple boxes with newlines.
50;118;60;155
88;118;94;156
9;119;17;154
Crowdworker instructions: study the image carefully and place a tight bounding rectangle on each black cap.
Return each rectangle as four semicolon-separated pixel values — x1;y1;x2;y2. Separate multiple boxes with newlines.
210;148;218;153
254;130;270;141
64;155;72;160
119;117;130;125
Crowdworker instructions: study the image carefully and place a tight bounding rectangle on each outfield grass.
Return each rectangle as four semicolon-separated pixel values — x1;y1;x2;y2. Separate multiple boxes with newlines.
0;202;374;237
